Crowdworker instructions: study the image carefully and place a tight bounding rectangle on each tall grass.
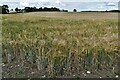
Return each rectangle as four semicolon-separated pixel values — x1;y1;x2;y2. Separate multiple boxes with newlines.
2;13;118;77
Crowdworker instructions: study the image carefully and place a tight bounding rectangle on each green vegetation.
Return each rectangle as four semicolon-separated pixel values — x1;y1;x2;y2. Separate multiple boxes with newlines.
2;12;118;78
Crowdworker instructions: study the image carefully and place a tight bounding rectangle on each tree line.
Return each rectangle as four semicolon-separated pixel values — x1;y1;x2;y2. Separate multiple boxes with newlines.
0;5;69;14
81;10;120;12
15;7;68;13
0;5;79;14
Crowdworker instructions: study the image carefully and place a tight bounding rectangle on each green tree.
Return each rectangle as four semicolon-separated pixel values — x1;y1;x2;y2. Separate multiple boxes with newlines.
73;9;77;12
0;5;9;14
15;7;19;12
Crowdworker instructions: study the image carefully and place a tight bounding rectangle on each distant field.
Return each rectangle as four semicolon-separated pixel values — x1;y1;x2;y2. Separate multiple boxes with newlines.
20;12;118;20
2;12;119;78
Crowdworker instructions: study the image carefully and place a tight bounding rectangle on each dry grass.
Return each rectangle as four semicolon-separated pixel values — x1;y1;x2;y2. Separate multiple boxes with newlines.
1;12;119;78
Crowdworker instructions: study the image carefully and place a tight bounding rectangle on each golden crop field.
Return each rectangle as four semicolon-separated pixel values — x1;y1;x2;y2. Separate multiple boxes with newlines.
1;12;119;78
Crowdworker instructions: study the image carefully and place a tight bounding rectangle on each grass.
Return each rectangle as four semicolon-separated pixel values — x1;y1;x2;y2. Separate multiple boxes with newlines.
1;12;119;78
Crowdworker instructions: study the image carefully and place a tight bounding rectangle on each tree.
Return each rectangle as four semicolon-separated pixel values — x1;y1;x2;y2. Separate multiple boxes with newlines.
73;9;77;12
3;5;9;9
15;7;19;12
62;9;68;12
0;5;9;14
11;9;13;11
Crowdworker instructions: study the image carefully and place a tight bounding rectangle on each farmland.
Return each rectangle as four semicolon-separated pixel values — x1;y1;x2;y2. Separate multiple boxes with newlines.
1;12;119;78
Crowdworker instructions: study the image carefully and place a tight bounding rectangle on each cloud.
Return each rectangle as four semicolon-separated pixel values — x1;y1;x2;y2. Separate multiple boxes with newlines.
55;0;66;6
109;6;118;10
98;5;104;9
41;0;50;2
106;2;116;6
20;1;29;6
0;3;2;6
1;0;120;3
55;0;60;4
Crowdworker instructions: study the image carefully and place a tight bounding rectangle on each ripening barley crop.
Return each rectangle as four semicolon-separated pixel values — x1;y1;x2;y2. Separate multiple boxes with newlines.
2;12;118;78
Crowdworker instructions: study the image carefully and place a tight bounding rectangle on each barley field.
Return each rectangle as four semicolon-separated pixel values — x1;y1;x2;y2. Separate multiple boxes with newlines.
1;12;119;78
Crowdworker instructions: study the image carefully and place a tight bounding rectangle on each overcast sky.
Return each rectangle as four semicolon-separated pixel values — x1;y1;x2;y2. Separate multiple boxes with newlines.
0;0;119;2
0;0;119;11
